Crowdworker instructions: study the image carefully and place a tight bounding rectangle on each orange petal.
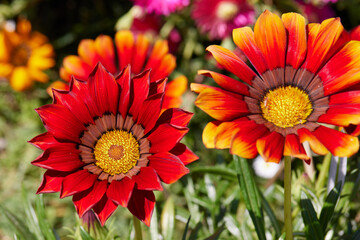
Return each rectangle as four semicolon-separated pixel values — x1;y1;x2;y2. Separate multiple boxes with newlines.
47;81;69;98
115;30;134;70
215;120;244;149
206;45;256;85
202;121;221;148
312;125;359;157
298;127;328;155
59;66;72;82
62;55;92;80
78;39;100;67
195;87;249;121
318;41;360;95
284;134;310;163
10;67;32;91
282;12;307;69
230;121;269;159
28;68;49;83
233;27;268;74
254;10;286;70
31;44;54;57
95;35;117;74
303;18;348;73
198;70;249;95
256;131;285;163
151;53;176;81
132;34;150;74
165;75;187;97
318;106;360;126
145;39;169;71
0;63;13;77
28;55;55;70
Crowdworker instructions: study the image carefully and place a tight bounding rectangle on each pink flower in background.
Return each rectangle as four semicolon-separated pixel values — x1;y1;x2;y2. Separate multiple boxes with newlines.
192;0;255;40
132;0;189;15
296;0;335;23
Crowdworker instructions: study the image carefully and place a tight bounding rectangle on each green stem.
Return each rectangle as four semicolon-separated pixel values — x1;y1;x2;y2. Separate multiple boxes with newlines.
133;215;143;240
284;156;293;240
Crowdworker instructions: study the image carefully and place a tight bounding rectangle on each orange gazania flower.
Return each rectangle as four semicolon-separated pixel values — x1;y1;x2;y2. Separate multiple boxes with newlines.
50;30;187;111
30;64;197;226
0;18;55;91
192;10;360;163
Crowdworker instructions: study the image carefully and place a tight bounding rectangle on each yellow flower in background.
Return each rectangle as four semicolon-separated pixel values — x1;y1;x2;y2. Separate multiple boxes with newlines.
0;18;55;91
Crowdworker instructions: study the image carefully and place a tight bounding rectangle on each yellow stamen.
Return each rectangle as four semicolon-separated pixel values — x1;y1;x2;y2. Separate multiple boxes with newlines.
260;86;313;128
93;130;139;175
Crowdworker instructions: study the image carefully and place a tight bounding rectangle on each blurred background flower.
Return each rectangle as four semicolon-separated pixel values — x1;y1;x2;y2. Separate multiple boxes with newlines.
132;0;189;16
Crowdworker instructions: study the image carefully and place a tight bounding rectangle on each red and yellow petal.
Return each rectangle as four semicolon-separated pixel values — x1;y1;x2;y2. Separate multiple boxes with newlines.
151;54;176;81
127;188;155;226
281;12;307;70
254;10;286;70
131;34;150;74
157;108;193;128
202;121;221;148
107;177;135;207
206;45;256;85
148;152;189;184
115;30;134;71
232;27;268;74
284;134;310;163
318;41;360;95
318;105;360;126
73;180;108;217
312;125;359;157
95;35;117;74
62;55;92;80
230;120;269;159
78;39;101;67
298;128;328;155
60;169;98;198
256;131;285;163
214;120;244;149
194;87;248;121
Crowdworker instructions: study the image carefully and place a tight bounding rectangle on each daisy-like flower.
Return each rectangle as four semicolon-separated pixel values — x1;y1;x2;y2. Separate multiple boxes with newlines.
49;30;186;111
192;0;255;40
132;0;189;16
0;18;55;91
30;63;197;225
192;10;360;163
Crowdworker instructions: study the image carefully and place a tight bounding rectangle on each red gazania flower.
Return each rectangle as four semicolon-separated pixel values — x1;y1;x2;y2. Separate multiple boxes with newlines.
30;63;197;226
48;30;186;111
192;10;360;163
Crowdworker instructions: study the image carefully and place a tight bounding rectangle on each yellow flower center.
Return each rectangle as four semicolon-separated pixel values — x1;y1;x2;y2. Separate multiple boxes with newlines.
93;130;140;175
260;86;313;128
11;44;30;66
216;2;239;21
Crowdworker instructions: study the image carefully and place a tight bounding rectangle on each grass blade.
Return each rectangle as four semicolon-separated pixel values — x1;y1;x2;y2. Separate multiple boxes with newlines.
260;192;281;238
234;155;266;240
300;191;324;240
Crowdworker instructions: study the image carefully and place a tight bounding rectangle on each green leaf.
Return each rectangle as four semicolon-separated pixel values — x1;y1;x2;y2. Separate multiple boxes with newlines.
234;155;266;240
34;195;56;240
300;191;324;240
204;225;225;240
260;192;281;238
319;181;342;233
188;222;202;240
182;216;191;240
79;226;95;240
161;197;175;240
190;166;237;181
351;229;360;240
0;205;36;240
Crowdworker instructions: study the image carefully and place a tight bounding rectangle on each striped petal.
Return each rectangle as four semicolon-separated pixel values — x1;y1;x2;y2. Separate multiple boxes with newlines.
131;34;150;74
215;120;244;149
129;70;150;121
95;35;117;74
256;131;285;163
115;30;134;70
298;128;328;155
202;121;221;148
78;39;101;67
62;55;92;80
254;10;286;70
284;134;310;163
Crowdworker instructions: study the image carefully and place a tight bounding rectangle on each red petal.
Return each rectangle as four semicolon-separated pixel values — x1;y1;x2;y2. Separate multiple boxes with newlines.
53;89;94;125
312;125;359;157
36;104;87;143
78;39;101;67
256;131;285;163
73;180;108;217
138;93;163;135
345;124;360;137
230;120;269;159
284;134;310;163
148;123;188;153
93;194;118;226
195;87;248;121
29;132;59;150
151;54;176;81
145;39;170;79
149;78;167;96
318;105;360;126
131;34;150;74
133;167;163;191
127;188;155;226
129;70;150;121
148;152;189;184
170;143;198;165
157;108;193;128
61;169;98;198
215;120;244;149
206;45;256;85
198;70;249;95
116;65;131;119
298;128;328;155
107;177;135;207
62;55;93;80
36;170;69;194
32;145;84;171
88;63;119;116
95;35;117;74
